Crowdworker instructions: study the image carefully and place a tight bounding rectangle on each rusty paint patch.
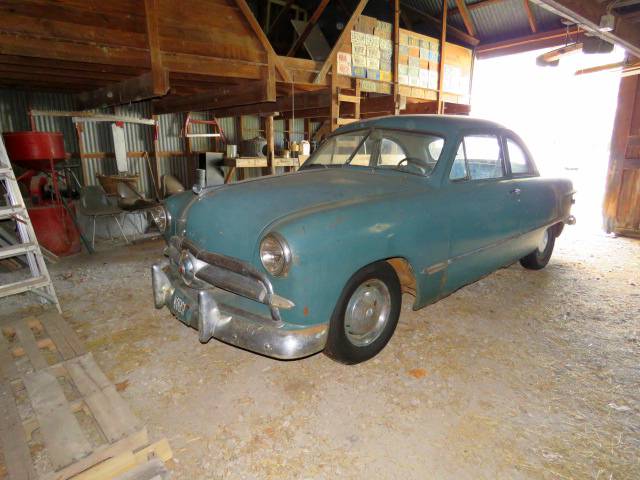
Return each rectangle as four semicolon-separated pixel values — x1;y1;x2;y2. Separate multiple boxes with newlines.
303;306;309;316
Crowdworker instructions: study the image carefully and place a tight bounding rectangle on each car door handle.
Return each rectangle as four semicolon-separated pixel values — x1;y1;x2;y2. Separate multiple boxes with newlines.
510;188;521;195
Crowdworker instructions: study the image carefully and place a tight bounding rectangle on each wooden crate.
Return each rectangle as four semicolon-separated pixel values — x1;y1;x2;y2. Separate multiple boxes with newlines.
0;313;172;480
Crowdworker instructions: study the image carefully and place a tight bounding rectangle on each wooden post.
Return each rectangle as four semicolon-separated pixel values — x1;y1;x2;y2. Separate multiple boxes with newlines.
151;114;161;199
74;122;89;186
437;0;448;115
392;0;400;114
265;115;275;175
330;64;339;132
304;118;310;141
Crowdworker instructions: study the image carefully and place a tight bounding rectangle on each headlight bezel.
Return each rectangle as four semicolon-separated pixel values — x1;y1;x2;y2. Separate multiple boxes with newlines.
259;232;292;277
150;205;170;233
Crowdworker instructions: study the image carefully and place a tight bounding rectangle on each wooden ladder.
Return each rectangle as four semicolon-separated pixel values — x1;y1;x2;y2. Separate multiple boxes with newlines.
0;135;61;313
331;78;362;131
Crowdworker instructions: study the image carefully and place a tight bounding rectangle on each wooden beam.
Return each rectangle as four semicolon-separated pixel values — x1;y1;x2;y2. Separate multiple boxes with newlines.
144;0;169;95
233;0;291;82
393;0;400;112
454;0;476;36
152;78;275;115
209;89;330;117
437;0;448;114
73;71;168;110
538;0;640;58
314;0;369;84
400;4;479;47
265;115;275;174
476;26;583;58
523;0;538;33
287;0;331;57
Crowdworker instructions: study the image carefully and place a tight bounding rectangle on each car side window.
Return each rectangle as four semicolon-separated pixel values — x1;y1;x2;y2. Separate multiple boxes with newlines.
449;144;468;181
450;134;504;181
506;138;533;175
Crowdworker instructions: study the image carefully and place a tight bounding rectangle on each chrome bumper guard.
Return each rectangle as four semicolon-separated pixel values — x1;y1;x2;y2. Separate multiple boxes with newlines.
152;259;328;359
166;236;289;322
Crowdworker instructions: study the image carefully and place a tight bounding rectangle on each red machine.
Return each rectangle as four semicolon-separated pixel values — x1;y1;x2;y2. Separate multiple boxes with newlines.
2;132;81;256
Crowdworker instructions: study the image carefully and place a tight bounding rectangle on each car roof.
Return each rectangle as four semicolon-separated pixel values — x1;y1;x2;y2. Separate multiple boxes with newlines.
333;115;507;137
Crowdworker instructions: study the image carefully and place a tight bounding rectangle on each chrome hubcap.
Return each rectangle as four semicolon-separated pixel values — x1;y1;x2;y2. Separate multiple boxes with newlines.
344;279;391;347
537;229;549;252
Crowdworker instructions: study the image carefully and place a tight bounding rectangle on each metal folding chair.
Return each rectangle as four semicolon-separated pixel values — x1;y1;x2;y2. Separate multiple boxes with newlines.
77;186;128;249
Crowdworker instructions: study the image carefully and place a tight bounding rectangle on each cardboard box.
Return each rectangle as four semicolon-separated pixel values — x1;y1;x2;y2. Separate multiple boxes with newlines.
398;54;409;65
352;66;367;78
420;59;429;69
399;45;409;56
379;70;392;82
380;59;392;72
399;64;408;76
408;57;420;68
352;53;367;67
366;57;380;70
351;30;366;46
408;46;420;57
399;74;409;85
408;66;419;77
352;44;367;56
420;48;429;59
364;34;379;48
366;45;380;58
367;68;380;80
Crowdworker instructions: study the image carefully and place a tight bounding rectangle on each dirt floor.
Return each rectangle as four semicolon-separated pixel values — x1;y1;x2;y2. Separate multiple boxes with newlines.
1;220;638;479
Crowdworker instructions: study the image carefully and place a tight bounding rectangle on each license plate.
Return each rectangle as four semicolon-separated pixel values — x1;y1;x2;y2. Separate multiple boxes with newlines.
170;291;191;324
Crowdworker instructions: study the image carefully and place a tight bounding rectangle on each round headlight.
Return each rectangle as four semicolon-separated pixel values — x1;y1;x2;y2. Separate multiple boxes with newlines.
260;233;291;276
150;205;169;233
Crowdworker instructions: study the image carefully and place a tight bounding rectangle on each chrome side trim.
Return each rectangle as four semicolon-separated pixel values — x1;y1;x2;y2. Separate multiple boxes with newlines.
422;215;571;275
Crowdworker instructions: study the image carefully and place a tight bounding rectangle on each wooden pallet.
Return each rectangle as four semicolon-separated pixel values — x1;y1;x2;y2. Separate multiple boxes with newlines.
0;312;172;479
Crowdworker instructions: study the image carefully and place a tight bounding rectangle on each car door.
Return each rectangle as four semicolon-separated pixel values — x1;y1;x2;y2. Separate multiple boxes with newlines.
441;130;522;294
503;132;556;256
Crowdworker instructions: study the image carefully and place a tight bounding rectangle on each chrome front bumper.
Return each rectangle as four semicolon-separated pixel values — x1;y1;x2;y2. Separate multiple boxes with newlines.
152;259;328;359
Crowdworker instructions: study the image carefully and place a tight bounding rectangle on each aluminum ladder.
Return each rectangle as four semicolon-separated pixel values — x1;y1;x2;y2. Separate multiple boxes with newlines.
0;135;61;313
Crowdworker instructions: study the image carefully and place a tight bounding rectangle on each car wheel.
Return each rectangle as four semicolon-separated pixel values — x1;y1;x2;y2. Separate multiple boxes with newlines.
520;227;556;270
324;261;401;364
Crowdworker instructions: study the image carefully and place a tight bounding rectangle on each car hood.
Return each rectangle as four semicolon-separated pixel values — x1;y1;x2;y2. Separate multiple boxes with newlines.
182;168;422;260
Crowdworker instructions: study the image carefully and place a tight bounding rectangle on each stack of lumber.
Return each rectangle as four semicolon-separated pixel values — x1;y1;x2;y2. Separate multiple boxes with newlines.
0;311;172;479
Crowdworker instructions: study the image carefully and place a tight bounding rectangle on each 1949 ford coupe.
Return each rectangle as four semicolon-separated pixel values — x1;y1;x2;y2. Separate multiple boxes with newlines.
151;115;575;364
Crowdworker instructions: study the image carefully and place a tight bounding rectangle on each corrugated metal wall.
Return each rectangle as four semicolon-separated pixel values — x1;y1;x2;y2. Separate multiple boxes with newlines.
0;88;322;193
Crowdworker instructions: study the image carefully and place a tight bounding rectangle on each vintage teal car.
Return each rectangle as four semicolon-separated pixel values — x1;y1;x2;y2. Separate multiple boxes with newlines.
151;115;575;364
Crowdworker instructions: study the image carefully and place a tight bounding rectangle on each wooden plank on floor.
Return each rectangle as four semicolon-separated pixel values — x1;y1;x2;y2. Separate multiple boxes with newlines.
65;354;140;442
0;382;37;480
13;321;47;370
45;428;149;480
0;330;18;381
22;368;92;470
37;313;76;361
112;458;169;480
40;312;86;356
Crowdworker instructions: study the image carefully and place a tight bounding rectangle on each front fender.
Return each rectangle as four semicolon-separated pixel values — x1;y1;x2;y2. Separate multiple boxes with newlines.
256;192;449;327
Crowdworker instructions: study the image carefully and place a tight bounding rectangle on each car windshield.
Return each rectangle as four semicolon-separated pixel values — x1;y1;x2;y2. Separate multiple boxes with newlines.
301;129;445;176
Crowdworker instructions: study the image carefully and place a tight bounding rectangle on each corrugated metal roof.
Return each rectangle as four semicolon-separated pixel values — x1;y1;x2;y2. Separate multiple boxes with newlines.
400;0;563;43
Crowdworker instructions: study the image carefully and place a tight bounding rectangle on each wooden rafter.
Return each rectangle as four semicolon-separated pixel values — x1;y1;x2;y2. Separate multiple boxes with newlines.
233;0;291;82
314;0;369;84
73;71;168;110
143;0;169;95
523;0;538;33
152;78;275;115
476;26;583;58
454;0;476;36
287;0;331;57
400;4;479;46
